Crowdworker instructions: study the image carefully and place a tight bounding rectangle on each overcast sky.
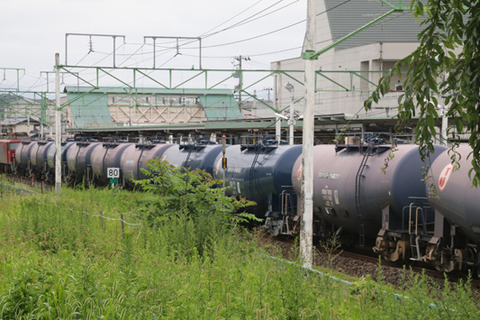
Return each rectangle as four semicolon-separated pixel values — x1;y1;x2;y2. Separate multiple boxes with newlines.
1;0;307;92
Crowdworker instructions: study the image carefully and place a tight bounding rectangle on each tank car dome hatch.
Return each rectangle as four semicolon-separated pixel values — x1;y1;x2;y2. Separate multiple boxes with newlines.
427;144;480;245
292;144;447;241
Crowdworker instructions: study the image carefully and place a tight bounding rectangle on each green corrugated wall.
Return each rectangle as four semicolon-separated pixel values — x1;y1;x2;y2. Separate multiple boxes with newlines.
68;93;113;128
198;94;242;121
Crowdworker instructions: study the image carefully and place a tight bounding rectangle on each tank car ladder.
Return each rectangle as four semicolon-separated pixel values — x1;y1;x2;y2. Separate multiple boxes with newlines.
280;189;297;235
407;203;426;261
355;145;373;247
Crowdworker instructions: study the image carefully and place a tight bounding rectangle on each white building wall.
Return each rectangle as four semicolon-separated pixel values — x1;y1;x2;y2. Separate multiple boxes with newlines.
270;0;422;120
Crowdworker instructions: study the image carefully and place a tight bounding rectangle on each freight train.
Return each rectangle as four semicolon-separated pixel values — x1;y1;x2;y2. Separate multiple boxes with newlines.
1;137;480;274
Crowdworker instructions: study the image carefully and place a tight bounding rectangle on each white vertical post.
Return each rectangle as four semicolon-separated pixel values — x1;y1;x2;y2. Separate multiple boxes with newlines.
441;104;448;146
300;0;316;268
274;74;282;142
289;98;295;145
55;53;62;194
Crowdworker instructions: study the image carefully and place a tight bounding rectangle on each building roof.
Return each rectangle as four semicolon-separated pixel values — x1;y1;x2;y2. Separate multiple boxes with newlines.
326;0;426;50
64;86;237;96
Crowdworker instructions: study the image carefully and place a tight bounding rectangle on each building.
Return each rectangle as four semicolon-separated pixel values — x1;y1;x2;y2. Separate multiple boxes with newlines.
271;0;426;132
0;117;41;137
64;86;243;129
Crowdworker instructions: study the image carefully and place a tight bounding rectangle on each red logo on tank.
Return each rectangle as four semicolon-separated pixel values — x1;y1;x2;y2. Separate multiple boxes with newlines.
438;164;453;192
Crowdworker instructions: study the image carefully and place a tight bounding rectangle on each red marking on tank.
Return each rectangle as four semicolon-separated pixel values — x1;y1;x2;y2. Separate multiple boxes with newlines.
438;164;453;192
297;164;302;181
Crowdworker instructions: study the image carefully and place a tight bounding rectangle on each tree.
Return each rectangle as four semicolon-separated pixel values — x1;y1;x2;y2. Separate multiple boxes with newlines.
364;1;480;185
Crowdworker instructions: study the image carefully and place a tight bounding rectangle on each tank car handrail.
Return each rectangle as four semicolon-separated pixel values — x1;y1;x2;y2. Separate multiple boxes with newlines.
102;142;121;148
179;144;207;151
135;144;157;150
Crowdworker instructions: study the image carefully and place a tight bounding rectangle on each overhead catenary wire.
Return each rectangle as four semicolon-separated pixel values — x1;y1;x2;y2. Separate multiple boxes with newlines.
183;0;352;50
200;0;300;40
199;0;268;37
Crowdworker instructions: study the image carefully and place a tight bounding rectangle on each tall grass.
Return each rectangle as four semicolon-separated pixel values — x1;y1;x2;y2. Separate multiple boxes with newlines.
0;173;478;319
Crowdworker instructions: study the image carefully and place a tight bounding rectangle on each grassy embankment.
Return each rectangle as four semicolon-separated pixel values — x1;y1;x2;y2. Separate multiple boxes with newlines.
0;164;478;319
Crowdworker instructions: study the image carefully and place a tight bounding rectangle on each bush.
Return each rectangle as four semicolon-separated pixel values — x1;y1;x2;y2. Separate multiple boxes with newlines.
135;159;255;258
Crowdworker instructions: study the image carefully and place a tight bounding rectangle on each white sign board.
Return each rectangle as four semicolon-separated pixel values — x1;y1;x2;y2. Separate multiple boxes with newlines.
107;167;120;179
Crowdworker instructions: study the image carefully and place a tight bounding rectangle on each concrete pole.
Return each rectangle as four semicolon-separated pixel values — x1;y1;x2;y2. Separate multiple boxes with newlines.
289;96;295;145
300;0;316;269
274;74;282;142
55;53;62;194
441;104;448;146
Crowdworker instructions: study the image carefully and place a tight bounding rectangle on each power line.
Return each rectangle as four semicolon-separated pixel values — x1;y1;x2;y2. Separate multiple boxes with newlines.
199;0;268;37
186;0;353;50
201;0;299;40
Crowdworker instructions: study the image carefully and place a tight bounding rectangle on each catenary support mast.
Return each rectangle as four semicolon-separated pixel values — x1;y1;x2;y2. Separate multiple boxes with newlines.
300;0;316;268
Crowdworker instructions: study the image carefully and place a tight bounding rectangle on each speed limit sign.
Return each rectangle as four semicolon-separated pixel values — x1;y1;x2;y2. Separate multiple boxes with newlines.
107;167;120;178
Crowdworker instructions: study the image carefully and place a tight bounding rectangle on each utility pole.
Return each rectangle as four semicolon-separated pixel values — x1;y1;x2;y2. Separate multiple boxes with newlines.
55;53;62;194
285;82;295;145
233;55;250;106
300;0;316;269
274;73;282;142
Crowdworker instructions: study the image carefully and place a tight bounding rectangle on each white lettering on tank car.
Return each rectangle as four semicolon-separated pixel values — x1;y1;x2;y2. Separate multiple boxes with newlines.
318;172;340;180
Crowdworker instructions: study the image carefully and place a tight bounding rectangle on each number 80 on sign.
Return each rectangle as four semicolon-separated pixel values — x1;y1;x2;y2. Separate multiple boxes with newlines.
107;167;120;179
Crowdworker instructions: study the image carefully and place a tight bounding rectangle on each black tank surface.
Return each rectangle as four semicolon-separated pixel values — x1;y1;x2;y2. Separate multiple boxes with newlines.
90;142;133;185
15;140;36;172
30;141;54;174
46;141;75;173
120;143;174;186
66;142;102;182
292;144;446;236
212;143;302;216
427;144;480;244
162;143;223;176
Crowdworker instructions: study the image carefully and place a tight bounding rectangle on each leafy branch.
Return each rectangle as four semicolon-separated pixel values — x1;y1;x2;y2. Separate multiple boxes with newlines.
364;1;480;186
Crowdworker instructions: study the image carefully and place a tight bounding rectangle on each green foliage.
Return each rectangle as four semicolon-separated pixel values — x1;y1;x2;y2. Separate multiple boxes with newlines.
364;1;480;185
0;183;478;318
134;159;256;258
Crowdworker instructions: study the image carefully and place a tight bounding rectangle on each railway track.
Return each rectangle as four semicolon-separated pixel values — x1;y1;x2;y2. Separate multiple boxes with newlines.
255;231;480;293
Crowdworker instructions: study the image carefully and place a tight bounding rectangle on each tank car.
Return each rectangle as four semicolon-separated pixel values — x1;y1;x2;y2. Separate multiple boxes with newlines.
66;141;102;185
90;142;133;186
120;143;175;187
46;141;75;183
162;142;223;175
29;140;54;180
14;140;37;176
213;140;302;235
0;139;21;173
422;144;480;272
291;142;446;256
